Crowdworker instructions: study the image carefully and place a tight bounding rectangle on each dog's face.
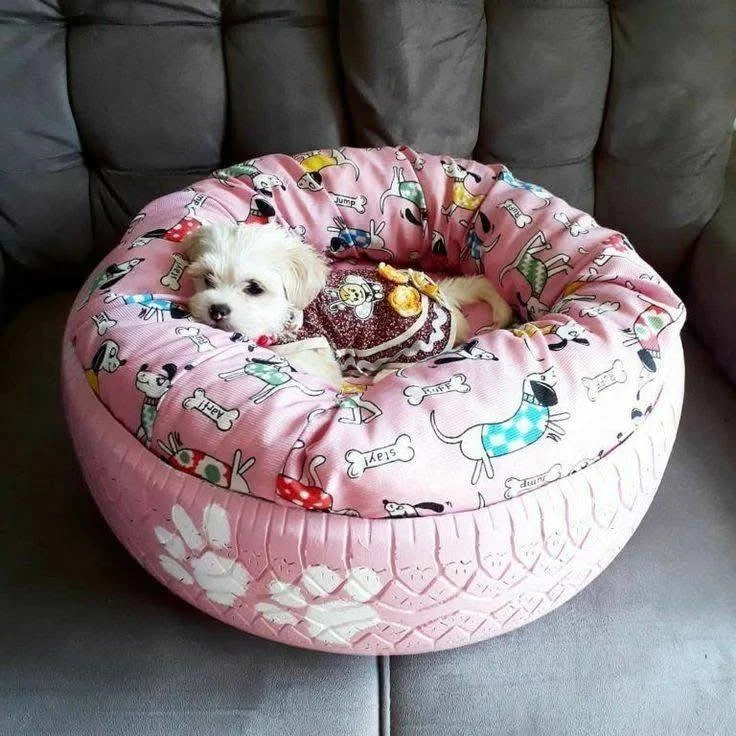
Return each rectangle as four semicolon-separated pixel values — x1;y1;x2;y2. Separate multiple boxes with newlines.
93;340;125;373
136;363;176;399
441;160;463;178
252;173;285;195
339;283;367;307
184;222;328;339
526;367;559;407
383;501;410;518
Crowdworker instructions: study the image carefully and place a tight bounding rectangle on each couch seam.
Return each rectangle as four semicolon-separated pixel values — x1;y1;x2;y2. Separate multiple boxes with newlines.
378;656;390;736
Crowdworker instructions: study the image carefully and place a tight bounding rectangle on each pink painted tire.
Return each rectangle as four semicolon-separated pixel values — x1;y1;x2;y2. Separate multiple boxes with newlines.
63;147;685;654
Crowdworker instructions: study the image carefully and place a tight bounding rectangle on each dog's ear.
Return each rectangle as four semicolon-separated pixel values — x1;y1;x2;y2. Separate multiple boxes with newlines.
415;502;445;513
181;226;211;267
530;379;558;406
91;344;107;372
281;236;329;311
162;363;177;381
637;348;657;372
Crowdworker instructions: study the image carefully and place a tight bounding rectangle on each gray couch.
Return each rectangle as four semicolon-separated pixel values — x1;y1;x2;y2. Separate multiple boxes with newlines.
2;2;735;734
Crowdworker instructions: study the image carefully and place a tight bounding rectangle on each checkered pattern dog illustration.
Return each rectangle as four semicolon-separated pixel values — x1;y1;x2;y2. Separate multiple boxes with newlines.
500;231;572;319
379;165;428;227
217;355;325;404
430;367;570;484
104;292;190;321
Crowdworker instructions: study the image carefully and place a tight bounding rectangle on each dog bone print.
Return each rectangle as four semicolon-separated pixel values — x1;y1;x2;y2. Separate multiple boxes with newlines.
91;311;117;336
580;301;620;317
176;326;214;353
554;211;589;237
403;373;470;406
499;199;532;228
183;388;240;430
185;191;208;213
345;434;414;479
504;464;563;499
582;359;627;402
329;191;367;214
160;253;188;291
504;466;563;499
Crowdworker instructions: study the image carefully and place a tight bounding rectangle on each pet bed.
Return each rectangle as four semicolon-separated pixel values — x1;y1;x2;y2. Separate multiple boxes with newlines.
63;146;685;654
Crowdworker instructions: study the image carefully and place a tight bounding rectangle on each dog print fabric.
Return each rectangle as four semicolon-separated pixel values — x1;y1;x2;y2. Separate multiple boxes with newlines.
68;147;685;519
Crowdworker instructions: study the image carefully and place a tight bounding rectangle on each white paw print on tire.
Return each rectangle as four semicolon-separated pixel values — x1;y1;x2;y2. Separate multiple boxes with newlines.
155;503;249;606
256;564;382;645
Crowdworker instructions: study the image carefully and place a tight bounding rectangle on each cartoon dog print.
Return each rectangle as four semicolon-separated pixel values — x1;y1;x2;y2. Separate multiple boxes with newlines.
213;159;286;195
440;159;486;221
495;168;552;209
500;231;572;319
326;217;392;260
544;321;591;350
569;450;605;474
84;340;126;396
459;211;499;274
215;161;287;225
432;338;499;367
430;367;570;485
78;258;144;308
550;270;623;316
127;192;207;248
393;337;498;378
511;321;591;360
157;432;255;494
91;311;117;336
590;232;634;268
431;230;448;257
294;149;360;191
395;147;426;170
103;292;190;321
336;382;382;425
325;274;384;320
119;213;146;248
382;499;446;518
277;438;359;515
241;193;278;225
379;166;428;228
622;295;684;410
135;363;177;447
217;355;325;404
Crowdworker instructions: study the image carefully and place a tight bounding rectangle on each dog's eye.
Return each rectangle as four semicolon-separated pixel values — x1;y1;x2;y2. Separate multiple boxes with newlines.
244;281;264;296
203;273;215;288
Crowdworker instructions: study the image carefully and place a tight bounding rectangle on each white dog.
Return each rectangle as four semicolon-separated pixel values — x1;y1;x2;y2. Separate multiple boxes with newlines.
184;222;511;386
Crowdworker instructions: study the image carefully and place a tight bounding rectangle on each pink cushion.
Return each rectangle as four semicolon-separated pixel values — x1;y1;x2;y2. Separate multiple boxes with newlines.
63;146;685;653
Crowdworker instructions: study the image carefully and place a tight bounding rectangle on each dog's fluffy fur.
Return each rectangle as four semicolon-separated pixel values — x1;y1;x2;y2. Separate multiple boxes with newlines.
184;223;512;386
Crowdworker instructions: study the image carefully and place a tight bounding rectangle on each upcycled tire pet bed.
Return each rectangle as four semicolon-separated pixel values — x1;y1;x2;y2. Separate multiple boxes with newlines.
63;146;685;654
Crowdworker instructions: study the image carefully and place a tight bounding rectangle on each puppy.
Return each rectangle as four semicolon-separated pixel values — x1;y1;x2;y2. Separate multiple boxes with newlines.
184;222;511;386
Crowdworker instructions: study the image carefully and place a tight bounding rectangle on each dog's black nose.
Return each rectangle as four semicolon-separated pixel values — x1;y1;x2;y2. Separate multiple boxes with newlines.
209;303;231;322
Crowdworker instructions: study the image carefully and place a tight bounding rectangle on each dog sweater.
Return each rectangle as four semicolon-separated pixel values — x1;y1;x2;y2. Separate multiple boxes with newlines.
273;265;457;376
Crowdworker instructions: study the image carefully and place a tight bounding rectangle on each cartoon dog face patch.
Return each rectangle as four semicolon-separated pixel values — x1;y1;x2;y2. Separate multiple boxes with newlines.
326;275;385;320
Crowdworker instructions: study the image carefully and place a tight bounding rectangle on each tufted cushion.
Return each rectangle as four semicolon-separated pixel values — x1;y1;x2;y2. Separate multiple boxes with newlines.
1;0;735;301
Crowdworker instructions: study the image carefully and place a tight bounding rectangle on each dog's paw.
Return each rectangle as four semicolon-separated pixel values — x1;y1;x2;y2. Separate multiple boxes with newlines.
155;503;249;606
255;565;382;645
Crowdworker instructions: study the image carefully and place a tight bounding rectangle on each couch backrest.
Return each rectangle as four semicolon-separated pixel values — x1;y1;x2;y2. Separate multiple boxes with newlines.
1;0;735;301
